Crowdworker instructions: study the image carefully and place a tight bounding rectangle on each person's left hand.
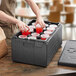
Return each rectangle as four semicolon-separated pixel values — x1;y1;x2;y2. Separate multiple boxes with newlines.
35;16;45;28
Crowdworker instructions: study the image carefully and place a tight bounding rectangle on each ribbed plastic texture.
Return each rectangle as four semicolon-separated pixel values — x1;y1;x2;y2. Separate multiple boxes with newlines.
11;20;62;67
58;40;76;67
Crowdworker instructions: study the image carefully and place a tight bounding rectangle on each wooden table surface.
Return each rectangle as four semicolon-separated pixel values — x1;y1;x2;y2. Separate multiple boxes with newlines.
0;40;76;76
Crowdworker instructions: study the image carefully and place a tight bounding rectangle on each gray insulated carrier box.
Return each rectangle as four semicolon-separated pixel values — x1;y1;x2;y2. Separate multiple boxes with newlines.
11;20;62;67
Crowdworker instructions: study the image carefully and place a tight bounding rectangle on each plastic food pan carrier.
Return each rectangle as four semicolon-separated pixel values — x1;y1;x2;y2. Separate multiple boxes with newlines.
11;20;62;67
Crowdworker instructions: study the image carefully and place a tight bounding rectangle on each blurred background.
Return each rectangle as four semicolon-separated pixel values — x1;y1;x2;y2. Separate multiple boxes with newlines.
15;0;76;40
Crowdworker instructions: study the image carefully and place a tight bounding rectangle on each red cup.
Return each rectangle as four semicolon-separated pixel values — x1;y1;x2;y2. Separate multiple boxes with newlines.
19;35;27;39
28;36;36;40
41;37;46;40
21;30;31;35
47;27;55;32
49;25;57;29
41;34;49;40
31;33;40;37
44;31;52;35
36;24;43;33
36;27;43;33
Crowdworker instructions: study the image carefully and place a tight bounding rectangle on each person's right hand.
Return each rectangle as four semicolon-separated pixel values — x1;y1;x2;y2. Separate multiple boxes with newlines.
16;20;29;31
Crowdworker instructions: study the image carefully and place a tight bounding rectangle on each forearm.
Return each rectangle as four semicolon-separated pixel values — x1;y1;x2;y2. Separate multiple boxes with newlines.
25;0;41;18
0;10;18;25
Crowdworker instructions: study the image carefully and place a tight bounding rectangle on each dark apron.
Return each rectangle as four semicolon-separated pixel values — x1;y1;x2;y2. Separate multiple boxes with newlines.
0;0;17;39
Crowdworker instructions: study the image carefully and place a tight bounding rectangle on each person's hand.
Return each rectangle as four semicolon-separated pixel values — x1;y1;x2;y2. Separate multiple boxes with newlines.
16;20;29;31
35;16;45;28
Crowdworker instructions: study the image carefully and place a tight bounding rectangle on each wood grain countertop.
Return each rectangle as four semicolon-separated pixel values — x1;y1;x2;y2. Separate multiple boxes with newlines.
0;40;76;76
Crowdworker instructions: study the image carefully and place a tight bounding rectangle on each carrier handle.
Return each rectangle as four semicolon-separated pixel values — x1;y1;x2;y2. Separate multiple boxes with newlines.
35;41;43;47
23;40;34;47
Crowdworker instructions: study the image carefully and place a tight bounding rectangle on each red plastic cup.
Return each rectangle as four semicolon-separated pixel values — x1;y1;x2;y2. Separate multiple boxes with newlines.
21;30;31;35
31;33;40;37
49;25;57;28
41;37;46;40
28;36;36;40
19;35;27;39
44;31;52;35
47;27;55;32
36;24;43;33
36;27;43;33
41;34;49;40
